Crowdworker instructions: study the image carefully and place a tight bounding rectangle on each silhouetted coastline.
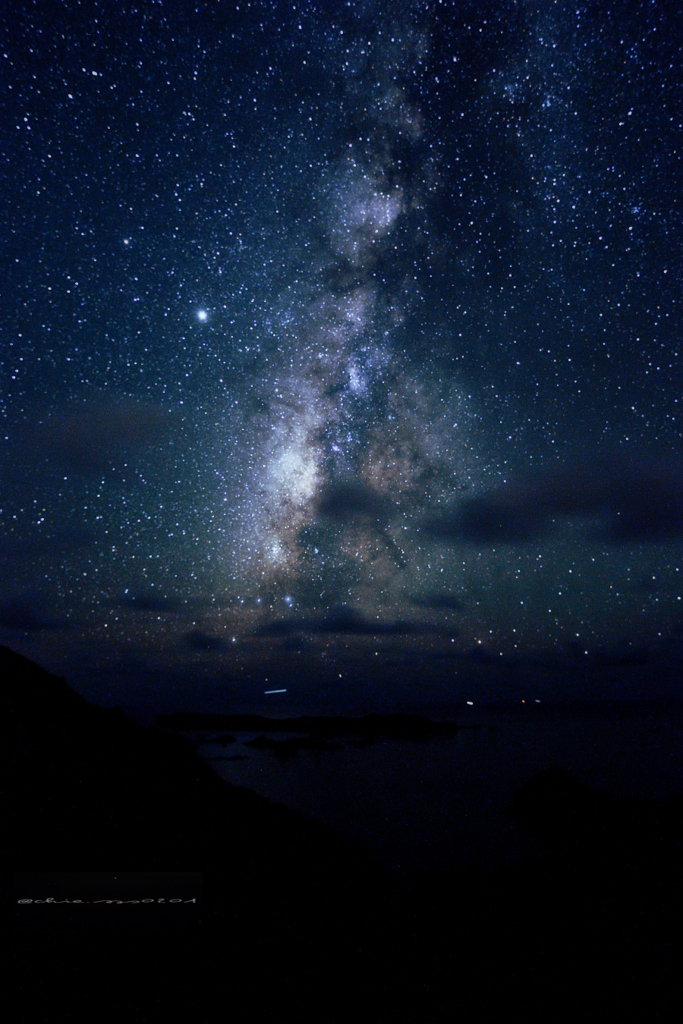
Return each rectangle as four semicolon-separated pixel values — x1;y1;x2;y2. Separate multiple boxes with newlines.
8;645;682;1020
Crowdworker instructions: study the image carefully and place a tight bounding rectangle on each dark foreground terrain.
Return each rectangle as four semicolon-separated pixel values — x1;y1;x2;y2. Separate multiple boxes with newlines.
7;645;682;1021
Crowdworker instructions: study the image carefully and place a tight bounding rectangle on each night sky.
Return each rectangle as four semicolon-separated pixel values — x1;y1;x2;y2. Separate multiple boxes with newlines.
3;0;683;710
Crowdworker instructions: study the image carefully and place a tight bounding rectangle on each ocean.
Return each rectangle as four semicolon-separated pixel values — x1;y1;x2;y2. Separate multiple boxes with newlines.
174;701;683;873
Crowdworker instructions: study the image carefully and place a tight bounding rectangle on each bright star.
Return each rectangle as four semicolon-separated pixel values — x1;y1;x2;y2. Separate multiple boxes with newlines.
197;309;208;321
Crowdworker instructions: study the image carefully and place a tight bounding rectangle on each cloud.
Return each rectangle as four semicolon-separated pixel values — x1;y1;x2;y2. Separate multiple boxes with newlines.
410;593;465;611
118;592;186;613
314;479;406;566
183;630;229;652
255;605;453;637
423;494;545;543
316;480;392;521
423;457;683;544
0;526;99;560
34;397;172;475
0;593;70;630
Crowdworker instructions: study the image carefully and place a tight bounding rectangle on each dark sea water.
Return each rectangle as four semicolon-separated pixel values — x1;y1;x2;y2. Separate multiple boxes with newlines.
69;653;683;874
183;703;683;873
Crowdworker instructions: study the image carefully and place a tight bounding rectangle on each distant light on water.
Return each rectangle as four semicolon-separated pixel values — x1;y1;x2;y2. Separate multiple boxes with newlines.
265;689;287;694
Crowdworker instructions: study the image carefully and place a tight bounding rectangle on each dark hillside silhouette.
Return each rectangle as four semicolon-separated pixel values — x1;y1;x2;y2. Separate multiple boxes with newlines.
7;645;681;1021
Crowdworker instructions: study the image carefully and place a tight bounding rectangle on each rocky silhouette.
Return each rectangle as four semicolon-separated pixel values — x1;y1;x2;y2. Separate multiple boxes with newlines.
157;710;461;737
157;710;463;760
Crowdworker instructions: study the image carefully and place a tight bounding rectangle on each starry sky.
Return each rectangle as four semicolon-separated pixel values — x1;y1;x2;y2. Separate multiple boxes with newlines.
2;0;683;707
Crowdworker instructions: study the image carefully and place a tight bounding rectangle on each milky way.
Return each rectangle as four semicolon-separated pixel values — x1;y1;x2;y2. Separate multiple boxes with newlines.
2;1;683;691
223;130;480;604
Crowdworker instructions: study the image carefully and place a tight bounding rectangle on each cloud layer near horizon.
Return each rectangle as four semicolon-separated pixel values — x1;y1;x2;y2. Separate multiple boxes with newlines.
254;605;454;638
